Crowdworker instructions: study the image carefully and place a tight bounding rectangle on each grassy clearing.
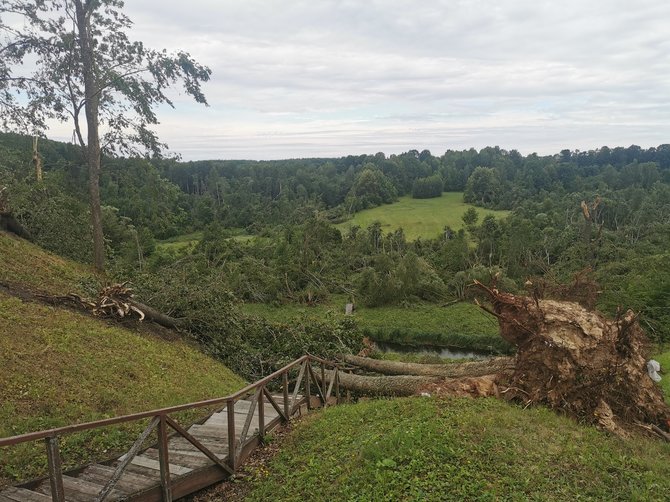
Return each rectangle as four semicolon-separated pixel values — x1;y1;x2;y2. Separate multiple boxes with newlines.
336;193;510;240
246;397;670;502
241;300;508;353
155;231;204;252
0;292;245;485
0;231;99;296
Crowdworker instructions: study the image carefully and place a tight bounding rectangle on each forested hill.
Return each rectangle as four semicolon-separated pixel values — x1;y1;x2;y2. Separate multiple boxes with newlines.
1;132;669;343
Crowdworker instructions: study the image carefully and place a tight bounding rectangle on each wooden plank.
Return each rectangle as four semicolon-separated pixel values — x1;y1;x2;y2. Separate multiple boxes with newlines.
86;464;156;491
79;464;156;494
125;463;167;480
164;416;234;476
96;415;159;502
0;487;53;502
131;456;192;476
0;495;15;502
168;437;228;455
35;476;125;502
142;448;211;470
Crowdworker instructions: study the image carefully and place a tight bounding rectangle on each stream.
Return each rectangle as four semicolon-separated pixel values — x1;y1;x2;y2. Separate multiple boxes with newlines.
374;340;493;360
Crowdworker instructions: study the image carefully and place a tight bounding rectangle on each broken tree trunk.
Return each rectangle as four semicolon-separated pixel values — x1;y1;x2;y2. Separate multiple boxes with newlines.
342;354;515;377
474;280;670;436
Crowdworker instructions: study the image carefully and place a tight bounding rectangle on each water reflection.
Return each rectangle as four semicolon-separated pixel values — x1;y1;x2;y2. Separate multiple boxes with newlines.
374;340;491;360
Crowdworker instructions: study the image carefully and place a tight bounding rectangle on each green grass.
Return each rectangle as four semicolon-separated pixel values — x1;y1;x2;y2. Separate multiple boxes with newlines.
336;193;510;240
0;292;245;485
653;348;670;403
240;300;509;353
155;231;204;252
246;397;670;501
155;230;261;253
0;231;99;296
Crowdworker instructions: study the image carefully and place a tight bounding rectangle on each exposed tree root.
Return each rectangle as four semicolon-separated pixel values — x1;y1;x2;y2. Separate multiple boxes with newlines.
473;280;670;436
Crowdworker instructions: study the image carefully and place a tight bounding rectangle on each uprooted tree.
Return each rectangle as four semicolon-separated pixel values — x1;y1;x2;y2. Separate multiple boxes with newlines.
472;281;669;437
332;281;669;439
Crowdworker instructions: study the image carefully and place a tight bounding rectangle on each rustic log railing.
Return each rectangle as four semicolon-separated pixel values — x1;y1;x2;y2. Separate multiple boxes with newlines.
0;354;342;502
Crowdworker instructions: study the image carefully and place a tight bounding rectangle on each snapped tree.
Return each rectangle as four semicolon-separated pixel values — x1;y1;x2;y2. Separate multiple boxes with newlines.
0;0;211;270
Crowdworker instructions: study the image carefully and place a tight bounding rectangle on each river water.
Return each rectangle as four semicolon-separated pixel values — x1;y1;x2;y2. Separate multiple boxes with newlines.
374;340;492;360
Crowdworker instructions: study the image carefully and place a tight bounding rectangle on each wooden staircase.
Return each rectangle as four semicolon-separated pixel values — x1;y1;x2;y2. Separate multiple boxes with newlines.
0;355;341;501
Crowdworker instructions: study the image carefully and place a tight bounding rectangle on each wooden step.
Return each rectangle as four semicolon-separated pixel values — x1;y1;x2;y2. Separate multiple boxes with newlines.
131;456;192;476
0;487;52;502
168;436;228;455
79;463;157;494
142;448;212;470
35;475;126;501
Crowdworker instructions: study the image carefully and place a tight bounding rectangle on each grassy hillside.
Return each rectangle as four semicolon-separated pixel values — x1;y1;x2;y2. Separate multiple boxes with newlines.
0;293;245;484
0;231;98;296
0;232;246;484
336;193;510;240
241;299;507;353
246;397;670;501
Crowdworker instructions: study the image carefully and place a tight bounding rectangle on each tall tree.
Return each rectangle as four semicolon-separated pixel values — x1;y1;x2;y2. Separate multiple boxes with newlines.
0;0;211;270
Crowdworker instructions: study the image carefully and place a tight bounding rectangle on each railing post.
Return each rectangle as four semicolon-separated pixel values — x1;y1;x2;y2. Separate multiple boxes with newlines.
157;415;172;501
227;399;236;471
282;371;290;421
321;362;326;406
258;387;265;441
45;436;65;502
305;361;312;409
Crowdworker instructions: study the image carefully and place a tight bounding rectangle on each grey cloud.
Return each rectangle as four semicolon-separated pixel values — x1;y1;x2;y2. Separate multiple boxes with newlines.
45;0;670;159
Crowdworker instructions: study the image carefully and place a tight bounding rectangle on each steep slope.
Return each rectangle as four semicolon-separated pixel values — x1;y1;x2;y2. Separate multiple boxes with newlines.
0;232;246;484
0;231;97;296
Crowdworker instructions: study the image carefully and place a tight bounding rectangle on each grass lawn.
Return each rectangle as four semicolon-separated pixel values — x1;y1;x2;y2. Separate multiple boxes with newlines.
241;300;509;353
0;293;245;485
336;192;510;240
245;397;670;501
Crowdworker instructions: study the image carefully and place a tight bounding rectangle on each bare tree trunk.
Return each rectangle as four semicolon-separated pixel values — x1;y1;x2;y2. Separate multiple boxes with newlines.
342;354;515;377
32;136;42;182
75;0;105;272
322;369;440;396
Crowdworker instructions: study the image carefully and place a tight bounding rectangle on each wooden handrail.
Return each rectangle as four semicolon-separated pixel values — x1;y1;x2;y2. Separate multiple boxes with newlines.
0;354;345;502
0;354;339;448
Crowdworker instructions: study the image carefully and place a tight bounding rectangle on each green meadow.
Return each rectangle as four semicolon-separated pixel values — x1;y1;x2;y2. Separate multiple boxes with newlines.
336;193;510;240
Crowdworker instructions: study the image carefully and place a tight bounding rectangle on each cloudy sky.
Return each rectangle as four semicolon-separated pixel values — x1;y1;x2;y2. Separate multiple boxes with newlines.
54;0;670;160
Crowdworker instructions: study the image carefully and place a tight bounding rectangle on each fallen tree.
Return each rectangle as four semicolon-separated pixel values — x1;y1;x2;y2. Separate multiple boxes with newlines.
473;280;670;437
52;283;184;330
341;354;515;377
322;369;440;396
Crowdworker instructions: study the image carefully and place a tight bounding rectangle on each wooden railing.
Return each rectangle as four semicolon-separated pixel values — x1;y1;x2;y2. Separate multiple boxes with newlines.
0;354;343;502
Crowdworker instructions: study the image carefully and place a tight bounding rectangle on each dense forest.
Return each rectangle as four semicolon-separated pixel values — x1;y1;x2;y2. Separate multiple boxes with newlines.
1;132;669;354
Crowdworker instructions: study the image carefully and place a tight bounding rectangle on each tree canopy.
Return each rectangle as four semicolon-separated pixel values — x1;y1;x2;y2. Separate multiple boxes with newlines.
0;0;211;269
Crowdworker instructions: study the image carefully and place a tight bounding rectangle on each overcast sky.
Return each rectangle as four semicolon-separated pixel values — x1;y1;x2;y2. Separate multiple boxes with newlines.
49;0;670;160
